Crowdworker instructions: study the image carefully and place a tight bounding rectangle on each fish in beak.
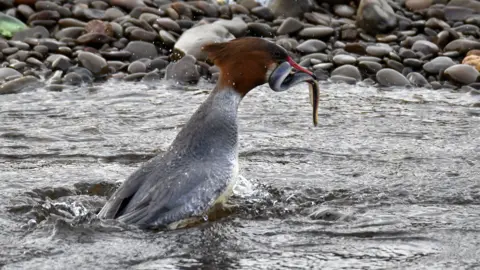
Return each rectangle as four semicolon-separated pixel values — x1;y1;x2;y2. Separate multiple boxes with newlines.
268;57;319;126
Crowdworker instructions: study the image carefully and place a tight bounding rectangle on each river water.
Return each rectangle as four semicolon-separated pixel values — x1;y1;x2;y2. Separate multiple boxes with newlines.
0;80;479;269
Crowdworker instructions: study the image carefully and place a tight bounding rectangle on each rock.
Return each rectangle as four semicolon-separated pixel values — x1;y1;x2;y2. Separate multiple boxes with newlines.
444;39;480;54
174;24;234;61
386;59;404;72
166;55;200;84
12;26;49;41
124;41;158;61
399;48;417;59
332;54;357;65
129;28;158;42
128;61;147;74
213;17;248;38
407;72;430;87
77;51;108;76
63;72;83;85
366;44;392;57
411;40;439;55
376;68;411;87
423;56;455;74
445;6;474;21
0;76;42;94
251;6;274;21
77;33;114;45
462;50;480;71
297;26;334;39
444;64;479;85
276;38;298;51
356;0;397;35
296;40;326;54
344;43;366;55
313;63;334;70
331;64;362;81
405;0;432;11
110;0;146;11
142;70;163;82
85;20;113;36
148;57;169;71
0;67;21;81
268;0;311;18
247;22;274;37
334;5;355;17
105;7;125;20
277;17;303;35
159;30;176;47
52;57;72;72
156;18;181;33
0;13;27;38
330;75;358;84
55;27;84;40
358;61;383;74
404;58;424;69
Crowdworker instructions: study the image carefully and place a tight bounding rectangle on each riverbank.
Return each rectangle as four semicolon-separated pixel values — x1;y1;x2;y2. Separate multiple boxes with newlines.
0;0;479;95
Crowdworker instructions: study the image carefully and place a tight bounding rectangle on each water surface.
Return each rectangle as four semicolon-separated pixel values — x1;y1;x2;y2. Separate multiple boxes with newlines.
1;80;479;269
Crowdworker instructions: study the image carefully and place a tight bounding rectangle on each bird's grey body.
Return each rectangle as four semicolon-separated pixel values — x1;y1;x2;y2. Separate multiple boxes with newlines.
98;87;241;229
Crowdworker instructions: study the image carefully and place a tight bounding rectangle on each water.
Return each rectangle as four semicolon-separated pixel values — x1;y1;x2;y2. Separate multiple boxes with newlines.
1;80;479;269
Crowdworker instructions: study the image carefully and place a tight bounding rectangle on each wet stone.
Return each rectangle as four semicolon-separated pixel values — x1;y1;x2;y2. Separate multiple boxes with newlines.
423;56;455;74
376;68;411;87
296;40;326;54
277;17;304;35
165;55;200;84
124;41;158;61
128;61;147;74
366;45;393;57
0;67;21;80
411;40;439;55
77;51;108;76
358;61;383;74
407;72;430;87
0;76;42;94
330;75;358;85
298;26;334;39
444;64;479;85
334;5;355;17
404;58;424;69
332;54;357;65
331;64;362;81
386;59;405;72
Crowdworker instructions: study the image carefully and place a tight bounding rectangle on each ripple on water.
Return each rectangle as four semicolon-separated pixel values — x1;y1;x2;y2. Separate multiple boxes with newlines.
0;81;479;269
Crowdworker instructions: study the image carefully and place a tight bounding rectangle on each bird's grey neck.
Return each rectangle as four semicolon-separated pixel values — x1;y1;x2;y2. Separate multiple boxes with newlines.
168;86;242;156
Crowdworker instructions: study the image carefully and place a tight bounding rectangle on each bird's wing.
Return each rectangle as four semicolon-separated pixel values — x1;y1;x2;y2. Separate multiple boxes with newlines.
117;159;232;227
97;155;165;219
98;151;233;228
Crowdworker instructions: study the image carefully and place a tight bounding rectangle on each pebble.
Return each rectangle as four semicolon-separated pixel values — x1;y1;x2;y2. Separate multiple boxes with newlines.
407;72;430;87
128;61;147;74
165;55;200;84
444;64;479;85
358;61;383;74
411;40;439;55
0;67;22;80
366;44;393;57
423;56;455;74
331;64;362;81
277;17;304;35
296;40;326;54
0;76;42;94
376;68;411;87
298;27;334;39
444;39;480;54
124;41;158;61
332;54;357;65
77;51;108;76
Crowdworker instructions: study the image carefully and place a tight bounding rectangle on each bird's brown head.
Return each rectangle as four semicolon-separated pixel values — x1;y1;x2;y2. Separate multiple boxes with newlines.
202;37;316;96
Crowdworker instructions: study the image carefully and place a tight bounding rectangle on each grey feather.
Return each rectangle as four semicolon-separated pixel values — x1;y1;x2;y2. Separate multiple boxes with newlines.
98;87;241;228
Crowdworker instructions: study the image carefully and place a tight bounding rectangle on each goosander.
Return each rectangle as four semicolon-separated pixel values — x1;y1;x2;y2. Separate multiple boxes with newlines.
98;37;317;229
